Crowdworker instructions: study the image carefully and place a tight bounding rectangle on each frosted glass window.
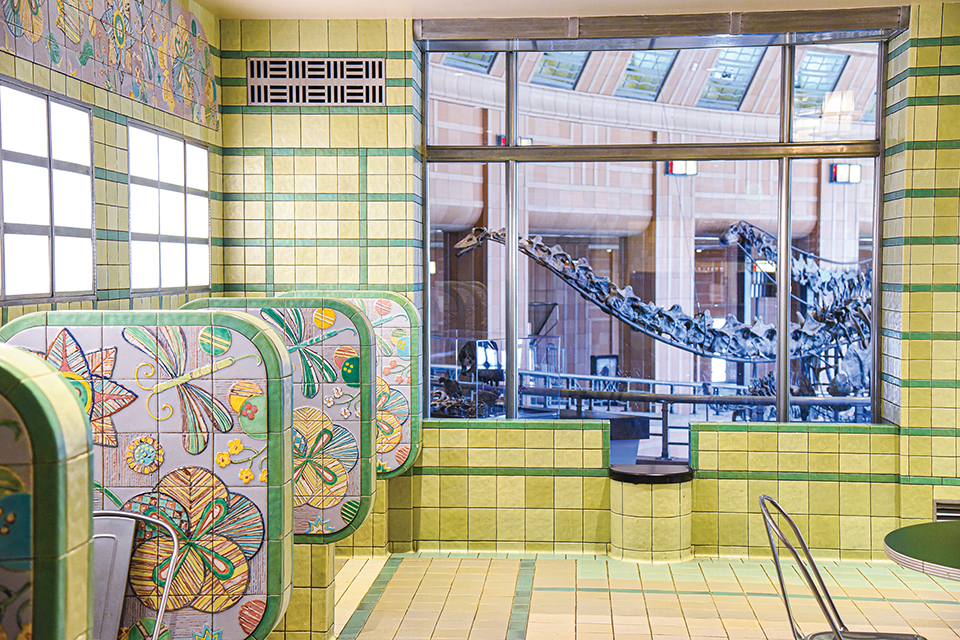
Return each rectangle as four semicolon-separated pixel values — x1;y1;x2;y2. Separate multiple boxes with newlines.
186;195;208;238
129;128;158;179
159;189;185;236
2;161;50;225
0;87;47;157
186;144;208;191
130;184;159;234
52;170;91;228
5;234;49;296
187;243;209;287
50;103;90;166
158;136;185;186
160;241;186;288
130;240;160;289
54;236;92;292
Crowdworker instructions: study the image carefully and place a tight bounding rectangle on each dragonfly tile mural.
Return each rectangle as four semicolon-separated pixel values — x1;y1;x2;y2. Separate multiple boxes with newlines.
0;0;219;128
181;297;377;543
280;290;422;478
0;311;294;640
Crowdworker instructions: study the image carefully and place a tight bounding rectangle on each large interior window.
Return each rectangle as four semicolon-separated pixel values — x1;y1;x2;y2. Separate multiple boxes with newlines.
0;84;93;299
425;22;891;436
128;126;210;292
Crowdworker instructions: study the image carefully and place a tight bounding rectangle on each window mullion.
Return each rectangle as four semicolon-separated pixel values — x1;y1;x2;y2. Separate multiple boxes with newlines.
46;96;55;298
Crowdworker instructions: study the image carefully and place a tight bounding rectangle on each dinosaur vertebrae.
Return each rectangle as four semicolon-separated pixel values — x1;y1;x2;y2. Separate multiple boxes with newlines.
453;224;872;363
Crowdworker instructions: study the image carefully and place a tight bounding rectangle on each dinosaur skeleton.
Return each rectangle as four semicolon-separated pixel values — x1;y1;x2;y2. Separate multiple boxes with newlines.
453;223;872;377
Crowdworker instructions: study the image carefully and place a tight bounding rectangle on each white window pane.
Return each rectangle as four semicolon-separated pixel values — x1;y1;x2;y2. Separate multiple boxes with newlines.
186;144;208;191
2;161;50;225
187;243;209;287
129;127;158;180
158;135;185;186
159;189;185;236
52;170;91;229
1;87;47;157
50;103;90;166
130;240;159;289
160;241;185;288
5;234;49;296
129;184;159;234
186;195;208;239
54;236;92;292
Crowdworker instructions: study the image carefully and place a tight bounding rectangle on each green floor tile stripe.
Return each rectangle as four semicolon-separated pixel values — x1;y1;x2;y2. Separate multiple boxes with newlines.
337;556;404;640
529;586;960;605
507;559;535;640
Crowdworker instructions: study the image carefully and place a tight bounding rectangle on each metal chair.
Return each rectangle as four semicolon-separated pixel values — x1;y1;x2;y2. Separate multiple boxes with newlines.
758;495;926;640
92;510;180;640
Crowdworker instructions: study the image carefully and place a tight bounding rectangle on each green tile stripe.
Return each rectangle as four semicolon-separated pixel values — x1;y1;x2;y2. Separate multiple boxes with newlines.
96;229;129;241
690;422;897;434
887;65;960;90
694;470;900;483
884;188;960;202
213;238;422;248
410;466;609;477
508;559;535;640
215;282;425;293
219;49;413;60
887;36;960;62
900;379;960;388
884;140;960;156
882;236;960;247
222;147;418;157
94;167;129;184
885;95;960;117
337;556;404;640
221;192;420;203
883;329;960;340
92;105;128;125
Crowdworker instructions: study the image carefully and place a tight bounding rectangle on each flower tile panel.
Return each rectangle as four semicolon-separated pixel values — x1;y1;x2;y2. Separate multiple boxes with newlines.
0;311;293;640
0;397;31;640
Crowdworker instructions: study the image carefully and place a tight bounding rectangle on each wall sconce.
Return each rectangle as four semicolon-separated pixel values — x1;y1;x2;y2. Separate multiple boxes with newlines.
666;160;698;176
830;163;862;184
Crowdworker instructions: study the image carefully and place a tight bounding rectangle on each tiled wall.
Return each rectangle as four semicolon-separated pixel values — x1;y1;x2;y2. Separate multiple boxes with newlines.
690;422;901;560
610;481;692;562
0;344;93;640
0;0;223;323
217;20;423;306
387;419;611;554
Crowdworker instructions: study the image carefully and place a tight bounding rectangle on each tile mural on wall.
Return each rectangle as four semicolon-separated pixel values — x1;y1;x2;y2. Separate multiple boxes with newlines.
181;297;377;542
0;311;294;640
280;290;422;478
0;0;219;128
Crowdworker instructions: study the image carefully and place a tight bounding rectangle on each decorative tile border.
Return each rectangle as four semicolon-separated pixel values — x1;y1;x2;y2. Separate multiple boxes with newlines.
180;297;377;543
280;289;421;478
0;310;294;640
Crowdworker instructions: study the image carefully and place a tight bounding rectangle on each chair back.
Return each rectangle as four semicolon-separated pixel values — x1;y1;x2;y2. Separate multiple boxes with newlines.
757;494;846;640
92;511;180;640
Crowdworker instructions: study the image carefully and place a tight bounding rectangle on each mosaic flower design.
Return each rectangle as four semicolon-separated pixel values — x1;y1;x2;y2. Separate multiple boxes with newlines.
39;328;138;448
123;467;264;614
375;377;409;454
292;407;358;509
125;436;164;474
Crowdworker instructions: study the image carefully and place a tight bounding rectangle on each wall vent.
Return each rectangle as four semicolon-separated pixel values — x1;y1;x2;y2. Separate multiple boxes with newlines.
247;58;385;106
935;500;960;521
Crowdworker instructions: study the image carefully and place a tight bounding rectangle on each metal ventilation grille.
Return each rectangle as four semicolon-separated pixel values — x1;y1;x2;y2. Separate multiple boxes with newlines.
935;500;960;521
247;58;386;106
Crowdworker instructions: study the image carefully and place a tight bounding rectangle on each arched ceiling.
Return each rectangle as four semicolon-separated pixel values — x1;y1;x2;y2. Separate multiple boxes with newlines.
201;0;908;21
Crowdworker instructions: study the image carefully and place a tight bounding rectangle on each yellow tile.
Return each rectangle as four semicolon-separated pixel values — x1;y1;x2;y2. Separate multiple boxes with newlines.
359;114;388;148
358;20;387;51
328;19;358;51
271;20;300;50
241;19;271;51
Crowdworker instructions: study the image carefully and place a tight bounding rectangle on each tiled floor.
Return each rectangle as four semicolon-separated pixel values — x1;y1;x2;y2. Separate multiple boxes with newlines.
333;554;960;640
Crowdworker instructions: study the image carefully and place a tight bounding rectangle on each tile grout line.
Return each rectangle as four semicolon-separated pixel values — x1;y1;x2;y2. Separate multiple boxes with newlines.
336;555;404;640
506;559;536;640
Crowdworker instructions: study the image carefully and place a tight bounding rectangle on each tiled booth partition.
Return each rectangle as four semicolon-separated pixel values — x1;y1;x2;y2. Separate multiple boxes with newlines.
0;310;295;640
0;343;94;640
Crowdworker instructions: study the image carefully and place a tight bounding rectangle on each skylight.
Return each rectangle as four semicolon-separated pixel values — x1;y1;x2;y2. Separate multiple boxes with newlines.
615;50;678;101
794;51;849;116
531;51;589;90
696;47;765;111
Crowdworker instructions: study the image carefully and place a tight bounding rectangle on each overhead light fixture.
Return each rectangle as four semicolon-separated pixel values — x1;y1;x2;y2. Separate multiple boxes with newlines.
830;163;862;184
666;160;698;176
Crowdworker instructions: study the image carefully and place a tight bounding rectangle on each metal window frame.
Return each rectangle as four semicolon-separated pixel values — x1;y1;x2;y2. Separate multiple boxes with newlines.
422;9;902;422
127;122;212;296
0;79;96;304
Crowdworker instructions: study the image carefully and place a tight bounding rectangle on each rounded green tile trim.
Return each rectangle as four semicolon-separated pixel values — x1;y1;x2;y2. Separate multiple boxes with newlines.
0;343;93;640
181;297;377;544
0;310;294;640
279;289;422;478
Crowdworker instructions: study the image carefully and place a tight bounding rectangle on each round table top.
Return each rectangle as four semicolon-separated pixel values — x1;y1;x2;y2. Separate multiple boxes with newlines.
884;520;960;581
